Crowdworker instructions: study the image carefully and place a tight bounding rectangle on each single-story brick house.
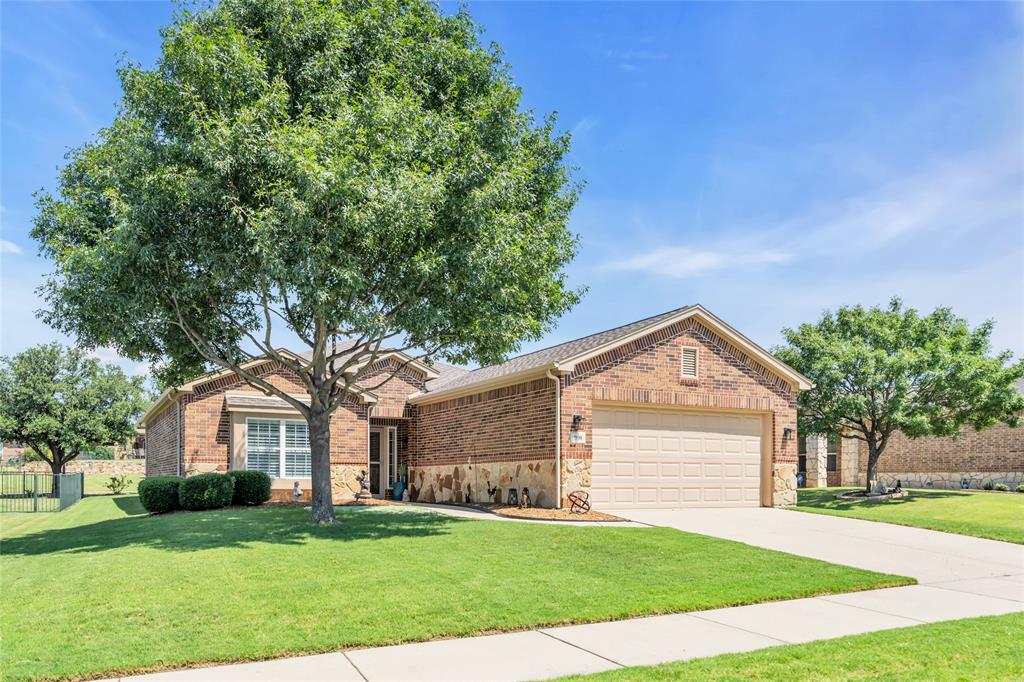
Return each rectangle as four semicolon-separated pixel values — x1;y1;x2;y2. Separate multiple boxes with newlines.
140;305;813;509
799;379;1024;491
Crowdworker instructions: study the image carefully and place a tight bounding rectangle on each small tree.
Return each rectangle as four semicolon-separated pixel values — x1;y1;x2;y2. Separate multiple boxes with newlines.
776;299;1024;492
32;0;582;524
0;345;147;481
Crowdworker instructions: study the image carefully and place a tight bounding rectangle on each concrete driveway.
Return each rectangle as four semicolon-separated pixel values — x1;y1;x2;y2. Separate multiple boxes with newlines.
617;506;1024;587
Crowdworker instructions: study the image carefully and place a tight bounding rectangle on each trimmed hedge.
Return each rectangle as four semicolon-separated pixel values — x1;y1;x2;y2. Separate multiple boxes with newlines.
138;476;183;514
178;473;235;511
226;470;271;506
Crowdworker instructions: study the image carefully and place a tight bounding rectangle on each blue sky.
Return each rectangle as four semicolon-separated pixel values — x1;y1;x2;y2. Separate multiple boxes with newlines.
2;1;1022;376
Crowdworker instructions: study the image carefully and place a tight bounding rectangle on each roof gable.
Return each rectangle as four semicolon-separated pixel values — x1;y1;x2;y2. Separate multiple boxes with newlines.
412;305;812;403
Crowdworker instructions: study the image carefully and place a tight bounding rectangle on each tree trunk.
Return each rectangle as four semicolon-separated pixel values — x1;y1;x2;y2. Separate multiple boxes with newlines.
49;455;63;498
308;409;336;525
865;440;882;493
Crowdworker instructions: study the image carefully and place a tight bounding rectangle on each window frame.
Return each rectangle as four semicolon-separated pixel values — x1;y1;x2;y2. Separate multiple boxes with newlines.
245;417;311;479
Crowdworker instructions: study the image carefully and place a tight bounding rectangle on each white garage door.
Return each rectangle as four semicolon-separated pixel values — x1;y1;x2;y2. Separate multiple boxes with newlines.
591;407;763;509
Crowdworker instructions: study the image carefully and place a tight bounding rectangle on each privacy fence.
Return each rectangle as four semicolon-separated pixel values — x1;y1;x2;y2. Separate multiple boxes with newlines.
0;471;84;512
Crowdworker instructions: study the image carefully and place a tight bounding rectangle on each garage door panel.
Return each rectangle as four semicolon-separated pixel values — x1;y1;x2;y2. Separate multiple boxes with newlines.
592;407;762;510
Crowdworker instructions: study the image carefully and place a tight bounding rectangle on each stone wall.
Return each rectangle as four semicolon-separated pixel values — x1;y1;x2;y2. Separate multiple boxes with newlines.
409;459;559;508
874;471;1024;491
23;460;146;475
772;462;797;506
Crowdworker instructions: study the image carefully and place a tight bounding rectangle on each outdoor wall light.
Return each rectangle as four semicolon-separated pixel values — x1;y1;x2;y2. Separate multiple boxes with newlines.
783;427;794;440
571;415;584;430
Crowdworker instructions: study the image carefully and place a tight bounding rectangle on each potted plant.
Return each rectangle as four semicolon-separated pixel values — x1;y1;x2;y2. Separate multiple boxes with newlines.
391;463;408;501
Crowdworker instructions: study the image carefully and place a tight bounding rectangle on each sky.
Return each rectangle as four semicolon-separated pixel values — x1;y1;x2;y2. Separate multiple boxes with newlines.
2;1;1022;377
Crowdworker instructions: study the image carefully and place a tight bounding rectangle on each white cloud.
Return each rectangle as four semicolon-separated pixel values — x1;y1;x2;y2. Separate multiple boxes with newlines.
0;240;22;254
600;138;1022;278
610;246;792;277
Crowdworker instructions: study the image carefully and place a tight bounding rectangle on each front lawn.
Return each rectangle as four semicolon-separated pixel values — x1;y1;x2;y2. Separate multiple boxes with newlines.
557;612;1024;681
0;496;910;682
84;473;142;495
796;487;1024;544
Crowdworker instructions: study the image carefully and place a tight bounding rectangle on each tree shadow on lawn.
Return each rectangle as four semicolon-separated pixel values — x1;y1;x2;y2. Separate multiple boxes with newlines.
2;505;464;557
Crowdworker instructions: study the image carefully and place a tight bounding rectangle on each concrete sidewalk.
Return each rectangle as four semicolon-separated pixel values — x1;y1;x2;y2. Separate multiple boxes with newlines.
104;509;1024;682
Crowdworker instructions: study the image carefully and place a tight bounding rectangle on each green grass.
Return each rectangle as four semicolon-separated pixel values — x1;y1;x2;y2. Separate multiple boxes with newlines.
0;496;911;682
795;487;1024;544
556;612;1024;681
83;474;142;495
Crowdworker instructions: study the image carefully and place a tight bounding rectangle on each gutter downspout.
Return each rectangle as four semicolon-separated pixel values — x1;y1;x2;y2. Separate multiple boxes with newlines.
545;368;561;509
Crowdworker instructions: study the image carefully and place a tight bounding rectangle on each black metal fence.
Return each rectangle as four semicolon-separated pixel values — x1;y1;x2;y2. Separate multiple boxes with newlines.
0;471;84;512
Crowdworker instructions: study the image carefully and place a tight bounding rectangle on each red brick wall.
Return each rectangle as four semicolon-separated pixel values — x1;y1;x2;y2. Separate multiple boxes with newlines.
562;318;797;468
359;360;425;419
144;401;180;477
176;361;369;472
860;421;1024;474
411;379;556;468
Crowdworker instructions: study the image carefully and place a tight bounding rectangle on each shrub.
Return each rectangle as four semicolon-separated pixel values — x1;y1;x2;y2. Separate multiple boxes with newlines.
994;483;1009;492
138;476;182;513
105;475;131;494
982;481;994;491
226;470;271;506
178;473;234;511
1016;485;1024;494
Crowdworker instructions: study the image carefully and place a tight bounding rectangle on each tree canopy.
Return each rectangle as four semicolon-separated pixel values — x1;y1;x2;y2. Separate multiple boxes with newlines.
0;344;147;474
31;0;582;523
776;298;1024;491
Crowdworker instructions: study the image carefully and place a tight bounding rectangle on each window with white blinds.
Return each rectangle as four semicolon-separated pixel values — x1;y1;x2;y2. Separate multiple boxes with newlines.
246;419;281;477
680;347;699;379
284;421;311;477
246;418;311;478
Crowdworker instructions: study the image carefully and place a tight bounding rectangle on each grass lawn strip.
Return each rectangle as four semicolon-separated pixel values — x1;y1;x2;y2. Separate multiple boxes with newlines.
795;487;1024;544
1;496;910;682
555;612;1024;681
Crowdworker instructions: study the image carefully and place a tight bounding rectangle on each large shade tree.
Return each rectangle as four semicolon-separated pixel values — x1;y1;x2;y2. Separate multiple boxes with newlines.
0;344;147;478
32;0;582;523
776;299;1024;492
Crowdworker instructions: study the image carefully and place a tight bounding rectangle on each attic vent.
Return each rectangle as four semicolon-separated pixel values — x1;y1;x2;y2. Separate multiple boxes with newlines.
680;347;698;379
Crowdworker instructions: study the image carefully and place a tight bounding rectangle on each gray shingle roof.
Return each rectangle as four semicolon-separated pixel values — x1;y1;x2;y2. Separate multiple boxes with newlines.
422;305;696;394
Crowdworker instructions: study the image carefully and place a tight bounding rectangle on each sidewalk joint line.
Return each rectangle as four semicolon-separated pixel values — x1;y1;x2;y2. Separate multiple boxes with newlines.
921;582;1024;603
537;629;626;668
687;613;790;645
814;594;929;623
343;652;369;681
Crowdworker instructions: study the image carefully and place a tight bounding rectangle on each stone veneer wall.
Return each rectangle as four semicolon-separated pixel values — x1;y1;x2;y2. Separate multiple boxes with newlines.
409;458;559;508
874;471;1024;491
23;459;146;475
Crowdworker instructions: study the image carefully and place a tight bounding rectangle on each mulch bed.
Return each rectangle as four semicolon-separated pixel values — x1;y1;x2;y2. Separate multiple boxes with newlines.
467;503;625;522
835;489;909;502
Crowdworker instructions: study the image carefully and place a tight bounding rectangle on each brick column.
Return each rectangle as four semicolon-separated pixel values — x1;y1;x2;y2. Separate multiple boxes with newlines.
804;434;828;488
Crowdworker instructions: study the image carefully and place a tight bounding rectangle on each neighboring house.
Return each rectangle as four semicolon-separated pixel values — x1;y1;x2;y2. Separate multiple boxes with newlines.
800;379;1024;491
138;305;812;509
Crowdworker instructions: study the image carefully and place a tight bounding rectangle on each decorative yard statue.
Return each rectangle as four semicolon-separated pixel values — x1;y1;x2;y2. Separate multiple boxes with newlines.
520;487;531;509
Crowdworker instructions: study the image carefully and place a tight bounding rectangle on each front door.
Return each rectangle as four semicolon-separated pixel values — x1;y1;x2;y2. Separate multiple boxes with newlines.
368;430;382;495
